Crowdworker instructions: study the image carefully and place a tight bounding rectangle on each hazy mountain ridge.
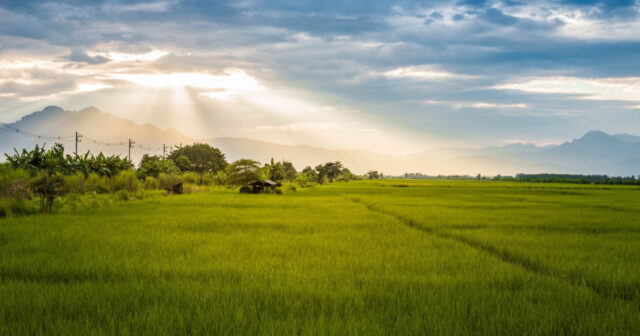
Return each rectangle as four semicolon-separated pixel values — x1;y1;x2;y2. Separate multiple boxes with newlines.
1;107;639;175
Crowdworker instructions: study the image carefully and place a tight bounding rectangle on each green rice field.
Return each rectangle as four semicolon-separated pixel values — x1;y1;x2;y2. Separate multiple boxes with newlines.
1;180;640;335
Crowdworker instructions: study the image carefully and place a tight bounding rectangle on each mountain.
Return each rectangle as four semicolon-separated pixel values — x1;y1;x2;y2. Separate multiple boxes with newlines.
1;106;639;176
0;106;195;161
614;133;640;144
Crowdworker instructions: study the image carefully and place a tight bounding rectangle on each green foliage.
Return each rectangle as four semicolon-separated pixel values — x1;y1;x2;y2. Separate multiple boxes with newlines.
143;176;159;190
5;143;132;177
137;154;180;179
296;166;318;187
226;159;262;186
367;170;380;180
63;172;87;194
182;171;201;184
158;173;184;190
263;158;285;182
173;155;192;172
85;173;110;194
168;144;227;179
282;161;297;181
0;165;31;198
30;172;65;212
109;171;141;193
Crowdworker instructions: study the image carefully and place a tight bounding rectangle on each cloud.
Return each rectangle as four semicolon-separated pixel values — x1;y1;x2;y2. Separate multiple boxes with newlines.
66;50;109;64
495;76;640;102
2;0;640;148
382;65;471;80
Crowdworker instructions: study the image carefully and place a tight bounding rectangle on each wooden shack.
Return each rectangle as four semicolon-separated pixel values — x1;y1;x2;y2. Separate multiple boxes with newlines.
165;182;183;194
242;179;280;194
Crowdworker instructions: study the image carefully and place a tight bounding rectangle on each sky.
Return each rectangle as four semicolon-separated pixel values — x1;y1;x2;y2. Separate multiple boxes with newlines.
1;0;640;154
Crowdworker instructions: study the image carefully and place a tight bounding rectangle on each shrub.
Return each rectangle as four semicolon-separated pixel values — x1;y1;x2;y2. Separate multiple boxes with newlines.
110;171;141;193
0;165;31;197
182;171;201;185
8;178;31;199
85;173;110;193
31;172;65;213
64;172;87;194
144;176;159;190
158;173;184;190
9;197;39;215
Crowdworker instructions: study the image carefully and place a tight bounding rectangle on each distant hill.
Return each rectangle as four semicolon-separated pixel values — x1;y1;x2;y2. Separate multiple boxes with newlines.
1;106;639;175
0;106;195;161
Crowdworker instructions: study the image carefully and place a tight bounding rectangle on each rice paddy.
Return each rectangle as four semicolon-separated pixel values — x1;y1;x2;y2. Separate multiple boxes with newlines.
1;180;639;335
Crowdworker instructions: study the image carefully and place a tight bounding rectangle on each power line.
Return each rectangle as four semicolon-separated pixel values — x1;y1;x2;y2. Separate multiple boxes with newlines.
1;123;179;158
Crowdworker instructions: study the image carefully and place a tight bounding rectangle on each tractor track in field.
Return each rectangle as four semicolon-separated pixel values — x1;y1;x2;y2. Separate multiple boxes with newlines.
347;196;639;306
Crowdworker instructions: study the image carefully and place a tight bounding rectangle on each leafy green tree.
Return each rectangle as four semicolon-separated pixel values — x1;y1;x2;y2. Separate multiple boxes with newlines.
282;161;297;181
367;170;380;180
314;164;327;184
168;143;227;184
31;172;65;213
137;154;180;179
173;155;192;172
226;159;262;186
263;158;285;182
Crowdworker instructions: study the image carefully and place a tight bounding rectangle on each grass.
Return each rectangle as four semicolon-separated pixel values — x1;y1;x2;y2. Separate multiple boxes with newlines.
1;180;639;335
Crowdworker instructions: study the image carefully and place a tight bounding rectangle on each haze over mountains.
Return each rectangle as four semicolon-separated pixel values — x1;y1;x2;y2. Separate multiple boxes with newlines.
1;107;639;176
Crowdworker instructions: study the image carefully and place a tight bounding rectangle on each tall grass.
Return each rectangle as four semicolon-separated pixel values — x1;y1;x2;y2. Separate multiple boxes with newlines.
1;180;639;334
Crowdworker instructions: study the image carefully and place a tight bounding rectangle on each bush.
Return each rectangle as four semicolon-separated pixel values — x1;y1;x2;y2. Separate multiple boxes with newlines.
9;197;39;215
144;176;159;190
110;171;141;193
158;173;184;190
31;172;65;213
0;165;31;197
64;172;87;194
182;171;201;184
85;173;110;193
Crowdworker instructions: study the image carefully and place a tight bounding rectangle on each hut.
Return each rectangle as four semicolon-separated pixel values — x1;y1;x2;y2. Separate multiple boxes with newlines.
165;182;183;194
242;180;280;194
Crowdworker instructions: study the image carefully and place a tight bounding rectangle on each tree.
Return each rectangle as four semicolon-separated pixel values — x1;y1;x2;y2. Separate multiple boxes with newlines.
31;172;65;213
367;170;380;180
137;154;180;179
322;161;343;182
168;143;227;184
314;164;327;184
282;161;297;181
263;158;285;182
226;159;262;186
173;155;192;172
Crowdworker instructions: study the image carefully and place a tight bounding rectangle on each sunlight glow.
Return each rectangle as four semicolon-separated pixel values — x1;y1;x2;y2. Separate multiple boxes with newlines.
107;70;263;99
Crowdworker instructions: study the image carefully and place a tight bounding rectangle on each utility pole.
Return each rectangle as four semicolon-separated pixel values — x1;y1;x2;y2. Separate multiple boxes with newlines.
163;144;166;159
128;138;135;162
75;131;82;155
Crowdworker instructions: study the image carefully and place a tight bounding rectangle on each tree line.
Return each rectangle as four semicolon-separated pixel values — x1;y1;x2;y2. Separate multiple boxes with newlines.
0;142;363;215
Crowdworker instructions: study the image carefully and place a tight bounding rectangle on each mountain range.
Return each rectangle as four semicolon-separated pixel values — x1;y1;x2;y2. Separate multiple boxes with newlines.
1;106;639;176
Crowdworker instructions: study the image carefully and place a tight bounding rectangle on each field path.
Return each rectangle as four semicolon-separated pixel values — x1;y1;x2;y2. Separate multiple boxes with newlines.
348;196;639;306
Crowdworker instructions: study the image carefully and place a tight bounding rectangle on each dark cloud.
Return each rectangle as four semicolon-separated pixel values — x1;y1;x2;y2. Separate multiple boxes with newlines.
66;50;109;64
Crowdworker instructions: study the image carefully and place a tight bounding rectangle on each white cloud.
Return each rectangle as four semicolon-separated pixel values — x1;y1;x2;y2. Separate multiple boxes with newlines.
496;76;640;102
422;100;527;109
382;65;470;81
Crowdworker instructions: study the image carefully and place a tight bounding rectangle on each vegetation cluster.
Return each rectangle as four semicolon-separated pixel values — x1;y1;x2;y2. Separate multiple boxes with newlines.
0;143;361;216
